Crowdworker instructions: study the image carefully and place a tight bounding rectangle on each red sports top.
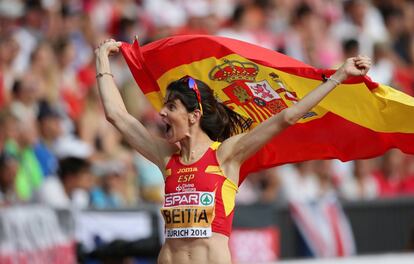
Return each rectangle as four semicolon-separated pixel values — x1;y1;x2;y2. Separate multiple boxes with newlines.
162;142;238;238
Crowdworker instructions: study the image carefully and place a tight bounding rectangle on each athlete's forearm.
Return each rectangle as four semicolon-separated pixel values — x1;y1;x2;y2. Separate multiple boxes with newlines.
283;67;348;125
223;67;348;165
95;52;128;123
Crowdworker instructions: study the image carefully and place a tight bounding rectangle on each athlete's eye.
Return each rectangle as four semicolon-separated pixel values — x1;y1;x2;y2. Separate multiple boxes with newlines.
167;102;176;111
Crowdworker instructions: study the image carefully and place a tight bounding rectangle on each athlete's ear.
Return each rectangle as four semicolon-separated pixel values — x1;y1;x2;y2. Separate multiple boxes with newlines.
193;109;202;120
189;110;202;124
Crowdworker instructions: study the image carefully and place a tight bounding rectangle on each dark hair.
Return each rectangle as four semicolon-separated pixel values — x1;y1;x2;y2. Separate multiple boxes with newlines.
58;157;90;180
342;39;359;54
166;77;252;141
232;0;269;25
37;100;61;122
11;79;22;96
294;3;313;23
0;151;18;170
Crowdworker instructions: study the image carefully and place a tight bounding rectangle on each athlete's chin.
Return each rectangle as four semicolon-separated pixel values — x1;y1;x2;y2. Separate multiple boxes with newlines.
166;132;188;144
165;134;180;144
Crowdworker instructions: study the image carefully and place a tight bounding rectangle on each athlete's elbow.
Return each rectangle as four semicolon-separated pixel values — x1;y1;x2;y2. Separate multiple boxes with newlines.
104;107;124;126
105;112;116;124
104;109;117;124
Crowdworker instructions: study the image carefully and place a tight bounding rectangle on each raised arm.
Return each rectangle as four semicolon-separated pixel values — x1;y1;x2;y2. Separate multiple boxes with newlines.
95;39;177;171
219;55;372;168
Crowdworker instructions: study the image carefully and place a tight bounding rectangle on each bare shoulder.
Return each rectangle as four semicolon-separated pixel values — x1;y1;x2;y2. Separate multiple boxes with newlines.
157;139;180;169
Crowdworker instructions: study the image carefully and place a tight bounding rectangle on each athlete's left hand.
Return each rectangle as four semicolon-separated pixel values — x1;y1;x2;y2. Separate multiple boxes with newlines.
343;55;372;77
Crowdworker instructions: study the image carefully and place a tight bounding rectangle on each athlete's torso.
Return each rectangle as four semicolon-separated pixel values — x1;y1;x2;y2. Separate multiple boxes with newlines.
161;141;238;239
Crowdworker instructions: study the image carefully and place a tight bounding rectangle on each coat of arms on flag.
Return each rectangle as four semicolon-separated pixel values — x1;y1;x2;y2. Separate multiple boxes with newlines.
208;59;316;124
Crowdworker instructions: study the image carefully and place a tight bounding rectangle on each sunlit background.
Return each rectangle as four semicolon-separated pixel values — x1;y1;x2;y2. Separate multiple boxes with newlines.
0;0;414;263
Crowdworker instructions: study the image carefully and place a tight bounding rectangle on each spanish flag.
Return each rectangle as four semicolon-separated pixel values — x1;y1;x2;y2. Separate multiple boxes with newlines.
120;35;414;185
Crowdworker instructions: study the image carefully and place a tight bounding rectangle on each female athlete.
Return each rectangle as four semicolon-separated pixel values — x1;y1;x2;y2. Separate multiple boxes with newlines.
95;39;371;264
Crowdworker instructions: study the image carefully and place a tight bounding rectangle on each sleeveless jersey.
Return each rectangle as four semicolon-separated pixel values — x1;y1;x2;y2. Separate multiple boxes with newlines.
161;142;238;239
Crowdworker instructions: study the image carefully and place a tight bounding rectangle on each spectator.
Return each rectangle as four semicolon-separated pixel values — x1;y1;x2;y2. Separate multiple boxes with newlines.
283;2;341;67
34;156;93;209
236;167;280;205
9;75;41;124
373;149;406;197
134;153;164;204
27;42;60;105
90;159;126;209
3;110;43;201
33;101;63;177
217;1;277;50
0;151;19;206
258;168;281;203
235;172;261;205
55;37;85;121
339;159;379;201
379;2;414;96
78;85;120;156
398;154;414;195
0;35;20;107
368;42;395;85
330;0;389;58
313;160;339;197
11;0;46;75
277;162;319;202
342;38;360;58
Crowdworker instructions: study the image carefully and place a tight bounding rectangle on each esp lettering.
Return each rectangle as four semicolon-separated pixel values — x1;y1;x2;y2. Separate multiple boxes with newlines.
178;174;195;183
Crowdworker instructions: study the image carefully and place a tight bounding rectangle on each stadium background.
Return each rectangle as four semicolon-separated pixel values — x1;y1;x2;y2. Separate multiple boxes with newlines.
0;0;414;263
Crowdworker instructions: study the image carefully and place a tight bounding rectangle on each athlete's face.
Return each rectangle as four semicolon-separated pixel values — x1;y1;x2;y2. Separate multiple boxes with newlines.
159;98;192;143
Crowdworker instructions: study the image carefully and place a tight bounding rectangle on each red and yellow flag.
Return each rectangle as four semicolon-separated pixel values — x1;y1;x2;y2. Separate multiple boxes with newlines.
120;35;414;185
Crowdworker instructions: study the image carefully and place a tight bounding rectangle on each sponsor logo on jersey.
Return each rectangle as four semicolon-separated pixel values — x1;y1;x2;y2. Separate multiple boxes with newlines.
164;191;215;207
177;167;198;174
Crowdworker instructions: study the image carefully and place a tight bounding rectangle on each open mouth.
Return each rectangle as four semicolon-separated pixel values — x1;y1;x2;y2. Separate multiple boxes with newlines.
166;123;171;134
162;118;172;138
165;123;173;139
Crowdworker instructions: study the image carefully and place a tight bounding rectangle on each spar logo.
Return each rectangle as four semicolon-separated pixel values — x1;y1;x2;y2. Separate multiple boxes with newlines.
200;193;213;206
164;192;215;207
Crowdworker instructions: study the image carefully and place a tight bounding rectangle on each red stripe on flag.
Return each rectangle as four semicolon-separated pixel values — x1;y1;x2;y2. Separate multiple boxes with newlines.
247;102;267;122
121;41;161;94
251;102;272;120
121;36;379;90
125;35;311;79
240;111;414;184
242;104;262;123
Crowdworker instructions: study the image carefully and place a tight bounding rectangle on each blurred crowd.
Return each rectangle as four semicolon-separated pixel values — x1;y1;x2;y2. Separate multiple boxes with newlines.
0;0;414;209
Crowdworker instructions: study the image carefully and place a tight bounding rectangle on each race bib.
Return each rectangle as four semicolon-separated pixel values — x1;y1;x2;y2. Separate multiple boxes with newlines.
161;191;215;238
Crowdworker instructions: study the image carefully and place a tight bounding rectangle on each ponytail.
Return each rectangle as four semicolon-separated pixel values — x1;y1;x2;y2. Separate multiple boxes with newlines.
204;101;252;141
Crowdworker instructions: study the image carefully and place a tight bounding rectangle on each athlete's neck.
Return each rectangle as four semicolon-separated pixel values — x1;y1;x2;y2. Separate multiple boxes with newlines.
179;131;213;164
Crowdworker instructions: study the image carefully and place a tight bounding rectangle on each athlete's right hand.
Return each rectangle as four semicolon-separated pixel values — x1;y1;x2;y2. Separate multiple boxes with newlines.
95;39;122;57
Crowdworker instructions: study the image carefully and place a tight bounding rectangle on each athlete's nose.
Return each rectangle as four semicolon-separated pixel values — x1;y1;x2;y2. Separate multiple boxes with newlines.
159;107;167;117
